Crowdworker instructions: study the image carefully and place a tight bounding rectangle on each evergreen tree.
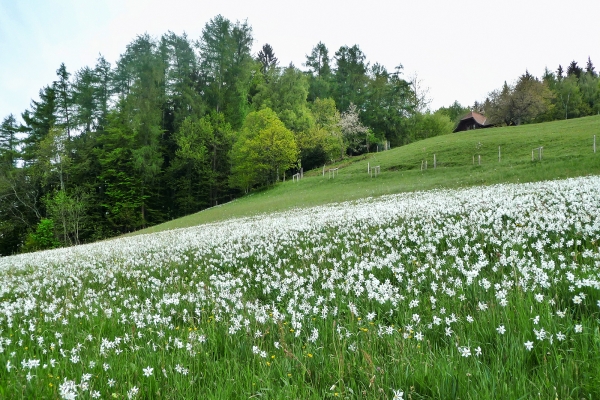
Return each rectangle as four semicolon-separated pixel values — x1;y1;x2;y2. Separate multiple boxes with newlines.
94;55;112;130
333;45;368;112
198;16;254;128
556;65;564;80
585;56;596;77
54;63;75;139
73;66;97;133
0;114;19;168
21;85;57;163
257;43;278;73
567;60;583;79
304;42;332;101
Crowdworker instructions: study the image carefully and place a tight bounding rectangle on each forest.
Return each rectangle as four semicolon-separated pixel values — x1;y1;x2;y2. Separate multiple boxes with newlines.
0;14;599;255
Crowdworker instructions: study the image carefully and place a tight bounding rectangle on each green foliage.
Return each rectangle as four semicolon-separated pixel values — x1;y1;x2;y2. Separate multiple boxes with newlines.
305;41;332;101
0;114;19;168
297;98;343;168
231;108;298;192
44;188;88;246
23;218;60;252
361;64;413;145
20;85;57;162
405;111;454;143
198;15;254;129
333;45;368;112
436;100;470;125
485;71;554;126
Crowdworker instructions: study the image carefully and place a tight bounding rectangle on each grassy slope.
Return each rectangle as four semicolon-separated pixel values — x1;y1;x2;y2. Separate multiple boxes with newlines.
135;115;600;235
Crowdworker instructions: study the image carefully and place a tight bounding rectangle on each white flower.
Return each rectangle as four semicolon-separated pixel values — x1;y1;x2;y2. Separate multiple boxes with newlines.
574;325;583;333
392;389;404;400
475;346;482;356
59;378;78;400
143;366;153;377
459;346;471;357
127;386;139;399
556;331;566;341
497;325;506;335
524;341;534;351
534;328;546;341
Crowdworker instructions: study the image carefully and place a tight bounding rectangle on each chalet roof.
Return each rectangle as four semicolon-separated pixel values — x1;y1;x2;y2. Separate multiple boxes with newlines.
453;111;493;133
460;111;488;126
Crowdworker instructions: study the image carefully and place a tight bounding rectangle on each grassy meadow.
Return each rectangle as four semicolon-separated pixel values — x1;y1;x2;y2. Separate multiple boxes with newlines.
1;117;600;399
135;115;600;235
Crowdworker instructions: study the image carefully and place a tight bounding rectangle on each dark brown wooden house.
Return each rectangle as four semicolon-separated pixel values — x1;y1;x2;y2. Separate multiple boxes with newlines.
453;111;493;132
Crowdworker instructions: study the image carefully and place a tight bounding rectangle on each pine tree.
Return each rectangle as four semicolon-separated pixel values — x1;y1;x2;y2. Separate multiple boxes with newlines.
21;85;57;163
257;43;278;73
567;60;583;79
585;56;596;77
54;63;75;139
0;114;19;168
305;42;332;101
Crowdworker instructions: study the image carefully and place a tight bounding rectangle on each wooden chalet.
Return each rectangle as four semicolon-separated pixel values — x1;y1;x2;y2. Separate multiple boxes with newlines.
453;111;493;133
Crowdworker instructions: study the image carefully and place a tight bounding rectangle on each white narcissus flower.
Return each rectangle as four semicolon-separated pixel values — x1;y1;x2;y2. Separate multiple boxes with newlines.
143;366;153;377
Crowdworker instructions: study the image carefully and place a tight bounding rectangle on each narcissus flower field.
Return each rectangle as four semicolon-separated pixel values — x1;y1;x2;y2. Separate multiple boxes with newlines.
1;176;599;399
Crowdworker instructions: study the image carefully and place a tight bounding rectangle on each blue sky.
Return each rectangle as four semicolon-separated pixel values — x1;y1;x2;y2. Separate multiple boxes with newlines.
1;0;599;122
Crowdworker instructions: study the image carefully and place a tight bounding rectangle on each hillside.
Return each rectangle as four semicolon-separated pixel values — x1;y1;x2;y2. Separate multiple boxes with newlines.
134;115;600;235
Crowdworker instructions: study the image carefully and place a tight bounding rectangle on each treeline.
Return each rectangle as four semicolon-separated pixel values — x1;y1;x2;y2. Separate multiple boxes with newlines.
473;59;600;126
0;15;455;255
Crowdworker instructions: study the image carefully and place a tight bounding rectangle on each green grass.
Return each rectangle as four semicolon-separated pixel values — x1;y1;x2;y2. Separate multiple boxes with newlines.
2;176;600;399
135;115;600;235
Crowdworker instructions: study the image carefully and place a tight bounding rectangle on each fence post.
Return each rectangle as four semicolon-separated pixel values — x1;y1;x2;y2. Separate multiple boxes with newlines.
434;154;437;169
498;146;501;162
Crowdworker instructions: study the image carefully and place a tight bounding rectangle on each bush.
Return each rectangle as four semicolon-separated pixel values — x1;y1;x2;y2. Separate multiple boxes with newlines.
22;219;60;252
